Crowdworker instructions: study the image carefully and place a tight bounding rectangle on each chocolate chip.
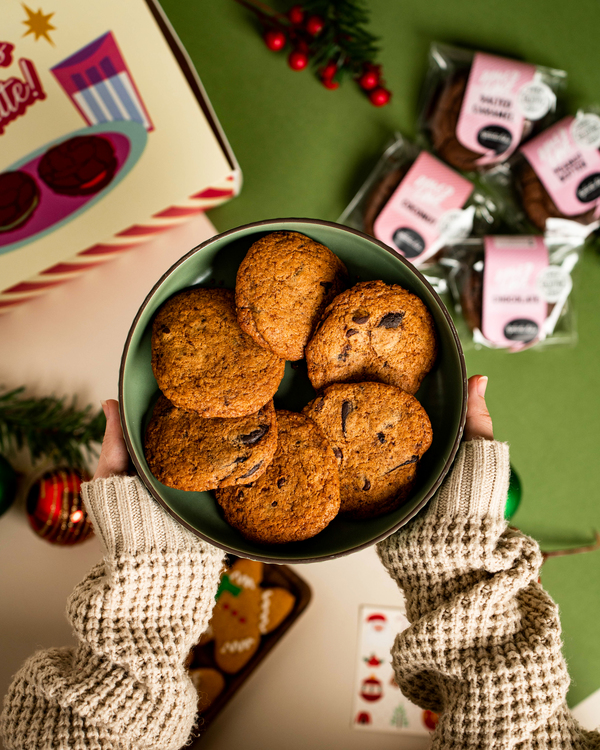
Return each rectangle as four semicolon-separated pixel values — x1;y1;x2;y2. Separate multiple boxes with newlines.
363;478;371;491
320;281;333;292
377;312;405;329
333;446;343;461
277;477;286;488
271;500;278;507
238;425;269;445
312;396;325;413
377;432;385;444
385;455;419;474
341;400;354;435
346;329;359;337
337;343;351;362
352;313;369;324
239;461;263;479
160;325;171;335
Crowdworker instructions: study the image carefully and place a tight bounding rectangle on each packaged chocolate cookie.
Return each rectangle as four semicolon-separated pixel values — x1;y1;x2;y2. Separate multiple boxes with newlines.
515;111;600;235
441;235;582;351
339;134;501;267
420;43;566;171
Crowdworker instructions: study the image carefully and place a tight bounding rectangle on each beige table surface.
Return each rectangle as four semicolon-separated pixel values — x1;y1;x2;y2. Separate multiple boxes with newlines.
0;214;431;750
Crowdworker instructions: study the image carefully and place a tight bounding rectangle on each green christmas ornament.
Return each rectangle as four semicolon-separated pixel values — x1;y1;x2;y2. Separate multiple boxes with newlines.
504;464;522;521
0;454;18;517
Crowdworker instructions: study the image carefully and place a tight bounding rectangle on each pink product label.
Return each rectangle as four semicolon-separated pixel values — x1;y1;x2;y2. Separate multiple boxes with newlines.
455;53;536;164
372;152;473;260
521;117;600;216
481;236;548;347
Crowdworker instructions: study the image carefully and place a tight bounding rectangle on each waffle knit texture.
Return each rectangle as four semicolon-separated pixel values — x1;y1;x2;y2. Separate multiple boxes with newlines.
378;439;600;749
0;476;225;750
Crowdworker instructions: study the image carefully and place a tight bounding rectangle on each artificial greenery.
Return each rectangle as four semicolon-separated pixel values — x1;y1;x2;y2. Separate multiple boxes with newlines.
0;387;106;470
301;0;380;78
236;0;381;82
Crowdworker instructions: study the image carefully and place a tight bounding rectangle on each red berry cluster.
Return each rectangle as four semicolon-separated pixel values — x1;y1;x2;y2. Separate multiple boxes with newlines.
264;5;326;73
259;3;391;106
357;63;391;106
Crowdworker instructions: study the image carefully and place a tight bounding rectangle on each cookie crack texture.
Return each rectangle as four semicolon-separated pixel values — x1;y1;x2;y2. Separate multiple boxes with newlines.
303;383;432;519
235;231;348;361
306;280;437;395
151;288;284;417
215;411;340;544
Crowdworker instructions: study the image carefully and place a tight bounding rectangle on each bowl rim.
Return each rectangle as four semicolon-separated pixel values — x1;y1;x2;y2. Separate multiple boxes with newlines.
118;218;467;563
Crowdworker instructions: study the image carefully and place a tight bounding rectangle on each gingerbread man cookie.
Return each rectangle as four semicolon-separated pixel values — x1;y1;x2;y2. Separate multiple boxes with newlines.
208;559;296;674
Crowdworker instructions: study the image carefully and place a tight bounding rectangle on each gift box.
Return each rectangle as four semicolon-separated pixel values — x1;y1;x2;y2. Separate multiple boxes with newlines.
0;0;240;311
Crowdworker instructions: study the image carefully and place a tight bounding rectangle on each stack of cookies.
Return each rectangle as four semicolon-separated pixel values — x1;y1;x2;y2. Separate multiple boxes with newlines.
145;231;436;545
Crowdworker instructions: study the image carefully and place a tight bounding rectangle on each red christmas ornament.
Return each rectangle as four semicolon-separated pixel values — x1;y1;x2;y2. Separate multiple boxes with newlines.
422;710;440;731
305;15;325;36
358;70;379;90
264;29;286;51
322;79;339;89
368;86;391;106
287;4;304;25
360;675;383;702
288;50;309;71
26;467;93;545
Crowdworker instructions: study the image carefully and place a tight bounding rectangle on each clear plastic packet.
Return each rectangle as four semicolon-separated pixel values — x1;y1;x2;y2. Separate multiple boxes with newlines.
338;133;503;268
512;110;600;237
418;43;567;172
440;234;582;351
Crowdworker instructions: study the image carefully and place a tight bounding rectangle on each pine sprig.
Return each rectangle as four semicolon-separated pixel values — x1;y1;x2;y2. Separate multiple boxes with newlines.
0;387;106;470
235;0;390;103
302;0;379;78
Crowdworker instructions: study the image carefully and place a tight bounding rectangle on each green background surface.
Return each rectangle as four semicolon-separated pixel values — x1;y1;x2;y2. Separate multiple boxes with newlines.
159;0;600;706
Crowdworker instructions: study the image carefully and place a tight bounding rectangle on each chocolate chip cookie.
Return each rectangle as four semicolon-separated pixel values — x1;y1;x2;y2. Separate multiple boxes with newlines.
144;395;277;491
215;410;340;544
151;288;285;417
303;382;432;519
235;231;348;361
305;280;437;395
517;159;597;231
363;165;410;237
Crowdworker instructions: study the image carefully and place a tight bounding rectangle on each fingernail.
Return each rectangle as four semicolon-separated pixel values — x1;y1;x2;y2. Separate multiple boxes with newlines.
101;400;109;418
477;376;488;398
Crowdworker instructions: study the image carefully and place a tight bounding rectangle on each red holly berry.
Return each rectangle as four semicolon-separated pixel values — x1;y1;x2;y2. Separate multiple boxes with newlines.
305;15;325;36
358;70;379;90
288;50;309;71
264;29;286;51
321;62;338;80
288;4;304;25
368;86;391;106
322;78;339;90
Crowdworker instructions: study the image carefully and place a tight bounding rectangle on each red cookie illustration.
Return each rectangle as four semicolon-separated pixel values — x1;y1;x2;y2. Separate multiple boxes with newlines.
0;171;40;231
38;134;117;196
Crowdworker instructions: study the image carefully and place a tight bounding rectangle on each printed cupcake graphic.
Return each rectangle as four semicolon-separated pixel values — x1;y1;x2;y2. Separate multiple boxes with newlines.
51;31;153;131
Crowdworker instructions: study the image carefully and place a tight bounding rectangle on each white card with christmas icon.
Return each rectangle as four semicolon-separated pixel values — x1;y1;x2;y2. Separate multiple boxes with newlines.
0;0;240;311
351;604;438;735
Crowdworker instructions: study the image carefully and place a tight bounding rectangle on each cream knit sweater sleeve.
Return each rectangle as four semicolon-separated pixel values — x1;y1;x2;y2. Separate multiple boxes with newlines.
0;476;225;750
378;439;600;749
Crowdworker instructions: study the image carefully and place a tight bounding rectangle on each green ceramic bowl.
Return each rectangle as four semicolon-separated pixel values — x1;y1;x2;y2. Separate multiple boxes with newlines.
119;219;466;563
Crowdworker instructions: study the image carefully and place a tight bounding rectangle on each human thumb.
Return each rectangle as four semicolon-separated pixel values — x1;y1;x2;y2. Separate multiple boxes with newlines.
93;399;130;479
464;375;494;441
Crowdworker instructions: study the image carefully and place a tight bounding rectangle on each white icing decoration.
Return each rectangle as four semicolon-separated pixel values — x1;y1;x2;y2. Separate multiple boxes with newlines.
220;637;256;654
259;589;273;634
228;570;257;590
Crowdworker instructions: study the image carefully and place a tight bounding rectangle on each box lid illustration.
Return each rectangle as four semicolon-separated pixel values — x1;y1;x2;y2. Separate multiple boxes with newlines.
0;0;241;311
